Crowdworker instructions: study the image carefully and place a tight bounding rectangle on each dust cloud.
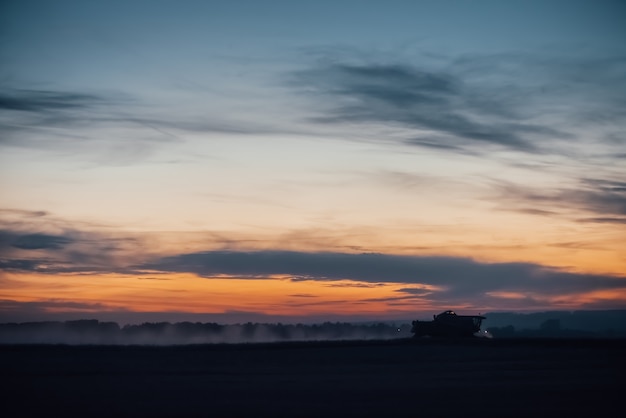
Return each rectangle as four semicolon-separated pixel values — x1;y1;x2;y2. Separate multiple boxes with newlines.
0;320;412;345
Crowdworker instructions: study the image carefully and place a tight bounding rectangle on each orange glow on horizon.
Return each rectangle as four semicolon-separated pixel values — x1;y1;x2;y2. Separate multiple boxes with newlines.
2;269;625;322
0;272;440;318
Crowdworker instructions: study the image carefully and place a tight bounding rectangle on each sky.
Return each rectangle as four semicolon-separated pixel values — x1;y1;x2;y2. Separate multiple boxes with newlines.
1;0;625;324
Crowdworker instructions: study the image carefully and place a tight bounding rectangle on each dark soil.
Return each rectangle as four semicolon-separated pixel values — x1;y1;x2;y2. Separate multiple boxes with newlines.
2;338;623;417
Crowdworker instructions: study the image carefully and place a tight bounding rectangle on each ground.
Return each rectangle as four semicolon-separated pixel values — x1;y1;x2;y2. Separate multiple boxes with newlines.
1;338;623;417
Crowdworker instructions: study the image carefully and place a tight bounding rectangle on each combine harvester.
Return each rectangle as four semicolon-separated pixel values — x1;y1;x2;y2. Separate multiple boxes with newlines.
411;310;486;338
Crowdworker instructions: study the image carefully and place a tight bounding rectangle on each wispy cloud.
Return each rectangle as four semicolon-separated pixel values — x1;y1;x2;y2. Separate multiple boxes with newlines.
0;88;157;161
0;89;107;112
0;86;307;165
578;217;626;224
0;210;144;273
495;177;626;223
292;62;549;152
290;52;626;156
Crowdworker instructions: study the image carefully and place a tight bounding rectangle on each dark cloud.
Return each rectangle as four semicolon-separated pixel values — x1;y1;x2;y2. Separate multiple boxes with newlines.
496;177;626;222
0;89;105;112
323;282;387;288
0;225;143;273
577;217;626;224
516;208;559;217
0;299;112;313
0;230;70;251
548;241;603;250
291;52;626;155
0;209;48;217
292;62;562;153
577;179;626;215
11;233;73;250
0;299;131;326
0;87;293;163
395;287;433;296
0;88;131;150
1;209;623;309
0;259;42;271
3;243;624;312
0;88;194;165
141;250;626;299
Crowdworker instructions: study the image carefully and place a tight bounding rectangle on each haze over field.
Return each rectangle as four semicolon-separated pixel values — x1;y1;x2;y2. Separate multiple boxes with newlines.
1;0;625;324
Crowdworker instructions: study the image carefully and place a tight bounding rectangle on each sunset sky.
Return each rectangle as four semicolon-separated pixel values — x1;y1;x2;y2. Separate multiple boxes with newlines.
1;0;625;324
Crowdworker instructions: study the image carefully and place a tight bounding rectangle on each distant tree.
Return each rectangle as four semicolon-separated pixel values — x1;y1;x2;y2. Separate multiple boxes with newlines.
241;322;257;339
540;319;561;334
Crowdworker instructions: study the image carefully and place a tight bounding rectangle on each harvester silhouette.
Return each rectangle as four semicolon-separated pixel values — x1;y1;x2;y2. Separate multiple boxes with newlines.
411;311;486;337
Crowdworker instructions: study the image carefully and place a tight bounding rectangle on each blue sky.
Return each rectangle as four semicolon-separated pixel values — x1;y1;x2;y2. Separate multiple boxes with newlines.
1;0;625;323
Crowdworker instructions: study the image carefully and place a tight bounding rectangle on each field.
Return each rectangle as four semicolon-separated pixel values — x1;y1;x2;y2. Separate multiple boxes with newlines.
1;338;623;417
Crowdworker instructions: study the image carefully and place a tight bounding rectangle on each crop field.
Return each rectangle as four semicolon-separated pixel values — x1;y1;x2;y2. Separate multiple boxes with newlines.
1;338;623;417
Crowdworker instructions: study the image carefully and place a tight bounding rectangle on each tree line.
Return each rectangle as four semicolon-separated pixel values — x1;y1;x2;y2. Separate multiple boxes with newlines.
0;319;412;345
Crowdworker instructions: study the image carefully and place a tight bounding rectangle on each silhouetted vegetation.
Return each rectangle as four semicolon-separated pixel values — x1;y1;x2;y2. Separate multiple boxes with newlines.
0;320;411;345
483;310;626;332
487;318;626;339
3;310;625;344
